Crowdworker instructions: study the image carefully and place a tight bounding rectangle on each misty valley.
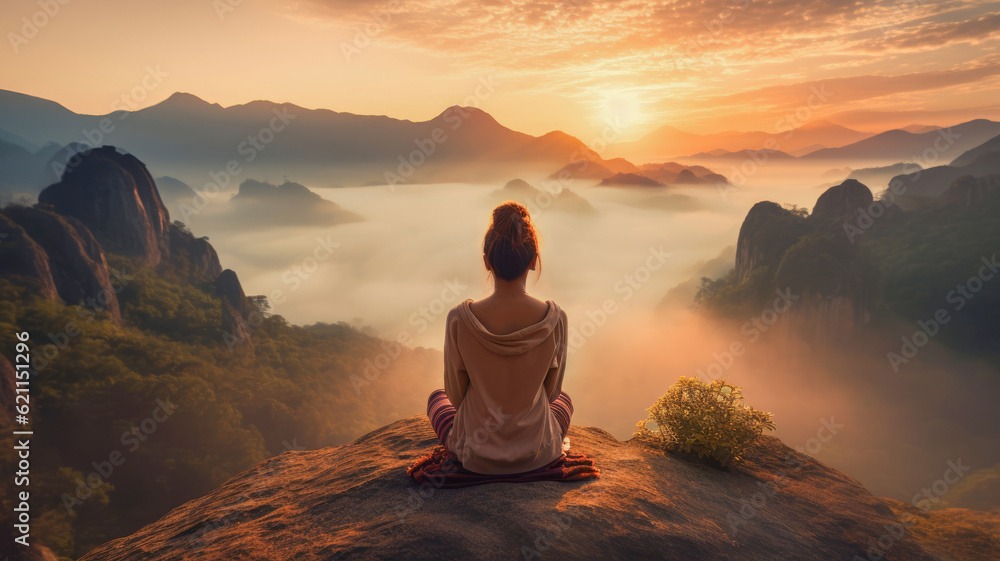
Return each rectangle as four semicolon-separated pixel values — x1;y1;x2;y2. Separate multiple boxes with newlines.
1;86;999;560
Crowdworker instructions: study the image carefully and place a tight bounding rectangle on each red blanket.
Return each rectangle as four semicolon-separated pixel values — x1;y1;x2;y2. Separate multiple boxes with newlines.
406;446;600;488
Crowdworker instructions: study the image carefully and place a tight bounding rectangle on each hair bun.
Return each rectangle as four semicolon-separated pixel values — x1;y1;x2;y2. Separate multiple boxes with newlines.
483;201;541;281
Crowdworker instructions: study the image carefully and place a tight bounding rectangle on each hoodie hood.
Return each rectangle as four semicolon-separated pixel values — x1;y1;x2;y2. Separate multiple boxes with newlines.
457;299;563;356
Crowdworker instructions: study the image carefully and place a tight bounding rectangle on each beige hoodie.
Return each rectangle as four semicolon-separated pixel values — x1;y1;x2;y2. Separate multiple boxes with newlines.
443;298;569;474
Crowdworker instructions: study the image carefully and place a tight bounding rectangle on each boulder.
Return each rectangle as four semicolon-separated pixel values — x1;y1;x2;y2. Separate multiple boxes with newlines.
0;214;58;300
38;145;171;266
811;179;874;221
3;206;122;324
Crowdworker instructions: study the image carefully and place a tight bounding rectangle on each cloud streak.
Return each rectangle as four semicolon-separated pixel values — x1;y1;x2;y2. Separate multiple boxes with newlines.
283;0;1000;133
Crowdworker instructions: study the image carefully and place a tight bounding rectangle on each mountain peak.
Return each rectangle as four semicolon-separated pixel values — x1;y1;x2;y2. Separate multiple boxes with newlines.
79;415;946;561
157;91;218;110
797;119;844;131
433;105;497;125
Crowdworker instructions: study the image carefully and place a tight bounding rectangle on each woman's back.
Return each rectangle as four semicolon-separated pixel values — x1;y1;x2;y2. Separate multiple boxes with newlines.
468;295;550;335
425;200;574;475
442;298;568;474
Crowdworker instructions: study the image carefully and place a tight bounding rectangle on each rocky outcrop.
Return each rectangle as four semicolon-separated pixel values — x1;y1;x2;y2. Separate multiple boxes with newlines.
735;201;808;282
77;415;956;561
492;179;597;214
215;269;255;356
168;225;223;281
810;179;873;220
215;269;253;319
598;172;662;187
210;179;362;229
944;174;1000;207
673;168;701;184
3;206;122;324
732;183;875;333
0;214;58;300
38;145;171;266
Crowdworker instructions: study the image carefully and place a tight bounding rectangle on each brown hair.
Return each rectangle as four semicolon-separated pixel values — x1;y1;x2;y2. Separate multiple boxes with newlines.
483;201;540;281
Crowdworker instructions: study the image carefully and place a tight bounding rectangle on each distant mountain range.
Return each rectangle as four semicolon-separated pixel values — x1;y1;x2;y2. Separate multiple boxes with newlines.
2;89;998;195
801;119;1000;162
0;89;616;189
608;118;1000;167
606;120;873;161
888;133;1000;201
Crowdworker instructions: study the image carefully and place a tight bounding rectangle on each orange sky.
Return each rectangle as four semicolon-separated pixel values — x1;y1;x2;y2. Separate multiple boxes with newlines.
2;0;1000;141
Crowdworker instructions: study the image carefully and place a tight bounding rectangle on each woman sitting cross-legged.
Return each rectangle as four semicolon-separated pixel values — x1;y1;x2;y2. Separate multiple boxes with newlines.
426;201;573;475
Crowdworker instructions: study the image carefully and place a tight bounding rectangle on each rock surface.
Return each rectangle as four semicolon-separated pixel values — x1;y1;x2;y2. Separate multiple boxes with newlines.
168;225;223;281
215;269;255;356
810;179;874;220
79;416;950;561
734;201;808;282
0;213;59;300
883;498;1000;561
38;145;171;266
3;206;123;324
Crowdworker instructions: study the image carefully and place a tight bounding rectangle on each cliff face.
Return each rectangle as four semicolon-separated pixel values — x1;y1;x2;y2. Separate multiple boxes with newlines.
3;206;122;324
78;416;953;561
2;145;238;334
0;214;59;300
734;201;808;282
733;181;876;333
38;145;171;266
215;269;255;356
168;225;223;280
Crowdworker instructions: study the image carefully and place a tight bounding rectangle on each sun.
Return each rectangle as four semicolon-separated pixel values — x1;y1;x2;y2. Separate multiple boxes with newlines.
597;89;647;139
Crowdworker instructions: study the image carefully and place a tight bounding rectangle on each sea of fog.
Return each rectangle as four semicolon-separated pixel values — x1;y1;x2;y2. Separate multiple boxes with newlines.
190;173;999;510
202;178;823;350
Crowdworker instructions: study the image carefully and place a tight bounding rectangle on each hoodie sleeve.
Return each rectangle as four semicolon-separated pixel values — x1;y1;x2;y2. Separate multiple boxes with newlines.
443;308;469;409
543;307;569;403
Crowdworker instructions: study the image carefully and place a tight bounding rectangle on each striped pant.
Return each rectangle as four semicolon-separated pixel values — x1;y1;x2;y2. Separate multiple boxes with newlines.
426;389;574;446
